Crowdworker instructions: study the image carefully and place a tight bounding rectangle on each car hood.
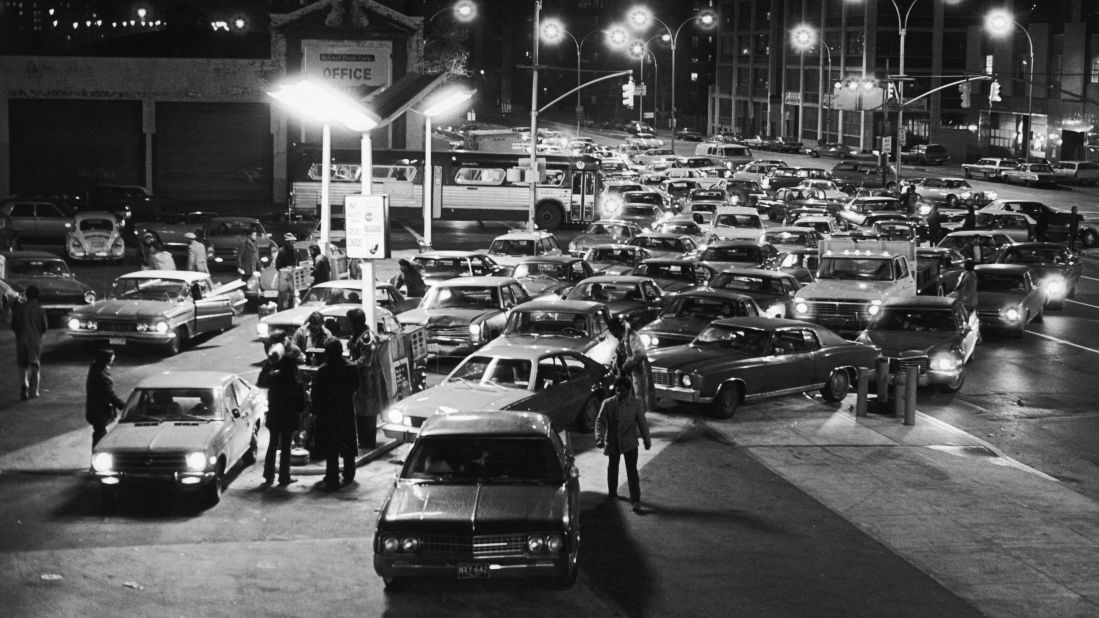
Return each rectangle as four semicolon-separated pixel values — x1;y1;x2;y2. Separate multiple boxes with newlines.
4;276;92;296
72;298;185;319
399;307;500;326
862;331;963;356
259;305;318;328
711;228;764;241
486;334;594;354
382;482;567;534
649;344;758;373
590;262;636;276
977;291;1027;309
640;316;710;339
570;234;615;249
389;383;532;418
96;421;223;452
796;280;899;301
515;277;567;296
1023;265;1069;280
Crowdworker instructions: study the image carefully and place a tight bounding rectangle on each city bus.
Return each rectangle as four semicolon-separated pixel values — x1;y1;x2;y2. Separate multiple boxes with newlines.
288;148;604;230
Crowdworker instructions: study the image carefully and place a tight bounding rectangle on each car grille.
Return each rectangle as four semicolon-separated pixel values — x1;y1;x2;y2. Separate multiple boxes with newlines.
429;326;470;340
976;309;1003;323
420;534;528;558
799;300;872;326
46;293;89;306
886;356;928;374
97;321;138;333
112;451;187;472
651;367;674;387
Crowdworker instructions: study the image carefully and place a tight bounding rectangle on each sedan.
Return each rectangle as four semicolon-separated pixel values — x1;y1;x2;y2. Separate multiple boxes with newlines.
567;219;641;257
973;264;1046;338
90;371;263;505
649;317;879;418
631;258;717;296
1;250;97;321
627;233;698;259
910;178;974;208
651;218;708;246
637;288;760;350
1001;163;1060;187
0;198;73;245
382;345;608;441
760;227;823;251
373;411;580;589
856;296;979;393
563;275;665;329
397;276;530;357
510;256;594;297
411;251;507;289
707;268;803;318
583;244;653;275
480;300;617;366
991;242;1081;309
616;204;667;231
67;210;126;262
697;240;781;272
201;217;277;269
805;142;860;159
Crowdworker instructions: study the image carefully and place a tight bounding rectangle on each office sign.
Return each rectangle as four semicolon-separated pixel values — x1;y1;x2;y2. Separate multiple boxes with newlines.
302;40;393;94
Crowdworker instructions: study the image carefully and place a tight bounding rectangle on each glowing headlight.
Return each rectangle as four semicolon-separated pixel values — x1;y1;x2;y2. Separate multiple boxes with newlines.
568;241;577;252
930;355;961;371
918;204;932;216
382;536;400;553
154;321;169;334
469;322;486;342
868;302;882;316
680;374;693;387
546;535;564;553
640;333;657;347
387;409;405;424
794;302;809;315
84;291;97;304
1044;278;1066;297
1004;307;1021;321
527;535;547;553
960;191;972;199
185;452;208;471
91;452;114;472
256;323;270;338
400;536;421;553
68;318;81;331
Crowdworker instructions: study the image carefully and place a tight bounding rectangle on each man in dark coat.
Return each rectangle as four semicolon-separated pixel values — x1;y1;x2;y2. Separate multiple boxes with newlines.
237;230;260;282
85;348;127;450
11;285;48;400
926;204;943;244
311;338;359;489
275;233;298;310
595;376;652;513
347;308;388;450
394;259;427;297
962;203;977;231
257;342;305;486
310;244;331;287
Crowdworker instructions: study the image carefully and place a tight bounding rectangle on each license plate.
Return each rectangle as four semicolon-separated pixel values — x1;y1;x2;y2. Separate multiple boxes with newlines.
95;252;108;256
427;343;440;354
108;337;126;346
262;291;278;298
457;563;489;579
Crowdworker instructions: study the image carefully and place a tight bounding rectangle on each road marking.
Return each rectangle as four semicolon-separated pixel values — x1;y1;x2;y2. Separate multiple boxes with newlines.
396;221;424;244
1029;330;1099;355
1066;299;1099;311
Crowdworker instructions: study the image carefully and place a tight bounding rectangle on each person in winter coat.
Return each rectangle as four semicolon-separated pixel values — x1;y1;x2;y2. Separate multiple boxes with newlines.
310;244;331;287
237;230;260;282
11;285;48;400
393;259;427;298
595;376;652;513
85;348;127;450
310;338;359;489
150;238;176;270
139;232;158;270
257;342;305;486
291;311;333;359
608;316;655;414
184;232;209;273
347;308;388;450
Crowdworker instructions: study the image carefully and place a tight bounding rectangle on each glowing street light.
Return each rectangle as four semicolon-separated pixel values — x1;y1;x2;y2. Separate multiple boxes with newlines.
542;20;618;137
419;87;474;249
791;25;836;142
429;0;477;23
985;8;1035;162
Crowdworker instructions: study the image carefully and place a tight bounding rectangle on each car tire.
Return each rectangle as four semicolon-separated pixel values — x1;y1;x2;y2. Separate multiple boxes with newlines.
938;367;965;393
242;423;259;466
164;327;186;356
534;203;564;231
556;548;579;589
711;383;741;419
577;395;601;433
810;151;820;158
204;459;225;506
820;369;851;403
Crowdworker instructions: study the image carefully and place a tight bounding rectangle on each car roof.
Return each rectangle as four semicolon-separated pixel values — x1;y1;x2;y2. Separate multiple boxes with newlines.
118;270;210;283
515;256;580;264
416;250;487;258
512;299;602;312
589;219;639;227
419;411;555;438
588;243;637;250
764;227;816;234
315;303;396;319
492;230;554;240
707;240;770;248
714;206;759;214
881;295;960;308
312;280;392;290
0;250;67;260
434;276;517;287
467;342;585;361
674;287;758;301
135;371;236;390
634;232;686;239
1002;242;1065;251
73;210;117;220
583;275;652;284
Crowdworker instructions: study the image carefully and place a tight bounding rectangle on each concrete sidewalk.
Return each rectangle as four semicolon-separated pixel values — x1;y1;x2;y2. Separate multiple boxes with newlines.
705;398;1099;617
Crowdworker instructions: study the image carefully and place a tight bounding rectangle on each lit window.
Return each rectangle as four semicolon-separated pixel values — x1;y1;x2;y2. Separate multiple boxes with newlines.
1091;57;1099;84
985;54;994;75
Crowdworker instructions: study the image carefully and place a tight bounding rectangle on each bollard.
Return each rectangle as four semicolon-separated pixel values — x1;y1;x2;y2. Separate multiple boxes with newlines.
904;365;918;425
892;370;905;419
875;358;890;403
856;367;870;418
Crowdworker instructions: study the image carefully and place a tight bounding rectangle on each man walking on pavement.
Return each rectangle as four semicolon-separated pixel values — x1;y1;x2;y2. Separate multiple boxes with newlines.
85;348;126;450
11;285;48;400
596;376;651;513
347;308;387;450
311;338;359;490
257;341;304;486
184;232;209;273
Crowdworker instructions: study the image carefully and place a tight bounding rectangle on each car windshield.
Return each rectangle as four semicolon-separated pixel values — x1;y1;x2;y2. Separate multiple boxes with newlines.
79;218;115;232
656;222;701;235
584;223;630;237
635;263;700;282
632;237;685;251
714;214;763;228
301;286;365;305
587;248;635;264
623;193;663;206
513;262;567;279
817;257;893;281
856;200;900;213
693;324;770;353
413;257;467;274
873;308;958;332
423;285;501;310
621;205;657;217
709;273;787;295
121;388;220;422
976;272;1028;293
569;281;644;303
700;246;763;263
795;221;833;235
448;355;532;389
111;277;190;301
764;231;813;246
1000;248;1061;265
489;239;535;256
209;221;264;237
402;436;563;483
690;203;719;213
505;310;589;337
662;295;751;320
9;258;71;277
1029;164;1054;173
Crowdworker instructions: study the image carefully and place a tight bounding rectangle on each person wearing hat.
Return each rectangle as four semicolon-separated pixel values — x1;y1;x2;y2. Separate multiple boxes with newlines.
184;232;208;273
275;232;298;311
256;339;304;486
85;348;127;451
139;232;158;270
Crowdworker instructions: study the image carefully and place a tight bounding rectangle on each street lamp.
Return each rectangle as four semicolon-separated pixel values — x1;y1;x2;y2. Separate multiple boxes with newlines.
985;8;1034;162
791;25;835;144
541;20;616;138
629;39;660;126
419;87;474;250
427;0;476;23
267;79;377;248
626;5;715;152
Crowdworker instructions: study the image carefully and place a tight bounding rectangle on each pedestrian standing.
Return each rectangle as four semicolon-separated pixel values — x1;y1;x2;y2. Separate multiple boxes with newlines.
85;348;127;450
347;308;388;450
310;244;331;287
394;258;427;297
962;203;977;231
11;285;48;400
139;232;158;270
291;311;333;358
926;204;943;244
237;230;260;282
595;376;652;513
150;238;176;270
310;338;359;489
257;341;304;486
276;233;297;310
902;185;919;215
608;316;655;414
184;232;209;273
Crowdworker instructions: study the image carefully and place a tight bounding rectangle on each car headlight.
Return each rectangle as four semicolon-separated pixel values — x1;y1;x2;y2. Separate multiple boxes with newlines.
400;536;421;553
568;241;577;252
154;321;169;334
256;322;270;338
469;322;486;342
387;409;404;425
185;452;208;471
1003;307;1021;321
546;535;564;554
382;535;400;553
867;301;882;316
640;333;657;347
794;301;809;315
527;535;547;553
918;204;932;216
680;373;693;387
84;291;97;304
1043;277;1066;297
68;318;82;331
91;452;113;472
960;191;972;199
930;355;962;371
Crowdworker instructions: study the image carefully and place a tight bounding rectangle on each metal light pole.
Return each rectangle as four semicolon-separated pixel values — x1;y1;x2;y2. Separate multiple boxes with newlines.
541;22;614;138
528;0;541;232
792;26;834;145
986;9;1035;162
419;88;474;250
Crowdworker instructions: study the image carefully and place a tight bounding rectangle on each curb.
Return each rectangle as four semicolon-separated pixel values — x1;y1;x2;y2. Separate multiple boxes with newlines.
289;439;403;476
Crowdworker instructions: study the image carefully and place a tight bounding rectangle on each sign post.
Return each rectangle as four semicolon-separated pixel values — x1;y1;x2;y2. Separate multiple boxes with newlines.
345;194;390;333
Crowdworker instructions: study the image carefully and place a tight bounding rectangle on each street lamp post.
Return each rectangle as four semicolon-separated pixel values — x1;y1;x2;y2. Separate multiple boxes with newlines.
630;40;660;125
419;88;474;250
541;21;614;138
791;26;834;144
985;9;1034;162
528;0;542;232
627;6;715;152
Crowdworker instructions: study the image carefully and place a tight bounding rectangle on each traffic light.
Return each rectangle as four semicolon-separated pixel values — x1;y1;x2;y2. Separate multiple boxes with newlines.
989;79;1002;103
886;82;899;102
959;81;971;108
622;78;635;108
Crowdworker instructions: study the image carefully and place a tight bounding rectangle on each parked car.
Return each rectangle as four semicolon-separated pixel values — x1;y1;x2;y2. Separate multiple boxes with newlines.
90;371;263;505
697;240;781;271
66;210;126;262
760;167;829;192
914;247;976;308
382;345;608;441
615;204;668;231
627;232;698;259
830;161;896;191
937;230;1018;264
0;198;74;245
256;281;417;342
66;270;245;355
1051;160;1099;185
660;179;703;210
649;317;879;418
855;296;978;393
200;217;277;270
631;258;717;295
909;177;974;207
900;144;950;165
760;227;823;251
510;256;595;297
637;288;761;350
410;251;508;289
563;275;664;329
961;157;1020;181
977;199;1099;247
373;411;581;588
758;187;835;222
1001;163;1060;187
261;210;318;243
87;183;165;231
805;143;859;158
707;268;803;319
397;276;530;357
480;299;617;366
0;250;97;321
973;264;1045;338
991;242;1081;309
651;218;708;245
676;127;705;141
583;243;654;275
486;230;563;267
567;219;642;257
706;206;766;243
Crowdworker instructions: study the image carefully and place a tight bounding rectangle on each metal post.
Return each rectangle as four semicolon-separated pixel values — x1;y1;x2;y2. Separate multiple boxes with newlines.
320;123;331;248
875;357;890;403
423;114;433;250
670;40;677;152
892;370;905;418
904;365;918;426
856;367;870;418
1070;206;1079;250
528;0;541;232
360;131;376;336
638;52;645;124
575;37;582;137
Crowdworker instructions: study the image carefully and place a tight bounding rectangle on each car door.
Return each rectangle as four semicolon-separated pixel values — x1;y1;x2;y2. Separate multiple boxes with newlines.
193;279;234;333
586;308;617;366
774;328;818;389
526;354;579;426
219;383;243;460
1022;271;1044;319
6;203;39;241
36;203;71;243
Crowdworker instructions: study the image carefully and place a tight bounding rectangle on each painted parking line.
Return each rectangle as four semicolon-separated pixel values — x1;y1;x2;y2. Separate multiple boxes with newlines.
1028;330;1099;355
1066;298;1099;311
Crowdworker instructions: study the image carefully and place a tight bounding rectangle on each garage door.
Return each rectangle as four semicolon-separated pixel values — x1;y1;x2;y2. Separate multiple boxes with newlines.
154;102;271;206
8;99;143;196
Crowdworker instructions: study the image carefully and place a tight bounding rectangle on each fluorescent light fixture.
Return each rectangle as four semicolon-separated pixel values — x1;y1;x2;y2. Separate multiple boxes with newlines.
423;88;474;117
267;80;378;131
